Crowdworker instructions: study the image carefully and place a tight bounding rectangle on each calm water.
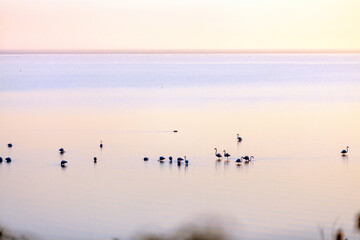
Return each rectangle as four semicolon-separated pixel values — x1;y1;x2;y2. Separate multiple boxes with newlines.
0;54;360;240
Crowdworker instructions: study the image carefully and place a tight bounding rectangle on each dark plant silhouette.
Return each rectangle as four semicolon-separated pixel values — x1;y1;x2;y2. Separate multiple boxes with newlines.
335;229;343;240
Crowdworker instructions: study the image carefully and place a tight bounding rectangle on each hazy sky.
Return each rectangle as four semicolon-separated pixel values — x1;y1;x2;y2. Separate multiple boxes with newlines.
1;0;359;51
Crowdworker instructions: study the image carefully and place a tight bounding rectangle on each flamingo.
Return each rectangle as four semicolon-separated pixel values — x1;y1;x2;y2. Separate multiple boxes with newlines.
94;157;97;163
143;157;149;161
8;143;13;148
237;134;242;142
59;148;65;154
235;158;242;163
100;140;103;148
241;156;254;163
60;160;67;166
159;156;166;162
169;156;173;163
184;156;189;164
5;157;11;163
0;157;2;163
214;148;222;159
223;150;231;160
341;146;349;156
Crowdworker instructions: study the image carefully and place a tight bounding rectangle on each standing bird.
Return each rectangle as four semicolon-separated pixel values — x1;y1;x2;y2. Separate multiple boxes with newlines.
184;156;189;165
5;157;12;163
93;157;97;163
100;140;103;148
159;156;166;162
236;134;242;142
143;157;149;161
169;156;173;163
59;148;65;154
177;157;184;165
341;146;349;156
214;148;222;159
0;157;3;163
8;143;13;148
235;158;242;163
223;150;231;160
60;160;67;167
241;156;254;163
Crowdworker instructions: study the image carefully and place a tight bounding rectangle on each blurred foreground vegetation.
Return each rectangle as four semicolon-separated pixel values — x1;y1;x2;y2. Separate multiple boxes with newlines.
1;213;359;240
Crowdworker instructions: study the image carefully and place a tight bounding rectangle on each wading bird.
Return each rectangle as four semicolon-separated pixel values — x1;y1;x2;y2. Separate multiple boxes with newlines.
60;160;67;167
341;146;349;156
241;156;254;163
143;157;149;161
223;150;231;160
94;157;97;163
237;134;242;142
59;148;65;154
8;143;13;148
100;140;103;148
214;148;222;159
5;157;11;163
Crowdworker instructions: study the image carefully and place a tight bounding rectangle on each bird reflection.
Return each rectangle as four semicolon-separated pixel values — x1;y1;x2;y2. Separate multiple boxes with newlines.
341;155;348;165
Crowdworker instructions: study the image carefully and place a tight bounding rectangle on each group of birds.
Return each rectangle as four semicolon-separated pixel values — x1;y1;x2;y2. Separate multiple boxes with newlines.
214;134;254;165
59;141;103;167
0;139;351;168
0;143;13;163
143;134;252;167
143;156;189;166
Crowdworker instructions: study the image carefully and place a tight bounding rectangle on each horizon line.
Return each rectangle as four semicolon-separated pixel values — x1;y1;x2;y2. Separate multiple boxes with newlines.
1;49;360;54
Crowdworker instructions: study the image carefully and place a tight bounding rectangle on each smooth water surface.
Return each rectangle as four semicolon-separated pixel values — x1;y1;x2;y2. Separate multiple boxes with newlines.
0;54;360;240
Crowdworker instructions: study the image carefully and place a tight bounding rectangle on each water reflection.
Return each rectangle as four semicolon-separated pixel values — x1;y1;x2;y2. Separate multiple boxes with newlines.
0;54;360;240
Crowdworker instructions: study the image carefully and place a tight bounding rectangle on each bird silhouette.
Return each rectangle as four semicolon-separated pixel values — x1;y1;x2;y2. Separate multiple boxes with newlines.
341;146;349;156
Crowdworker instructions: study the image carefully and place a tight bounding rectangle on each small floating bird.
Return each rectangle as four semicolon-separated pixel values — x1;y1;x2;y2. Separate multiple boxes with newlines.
241;156;254;163
214;148;222;159
223;150;231;160
7;143;13;148
60;160;67;167
100;140;103;148
5;157;12;163
93;157;97;163
143;157;149;161
237;134;242;142
0;157;3;163
159;156;166;162
173;130;178;133
59;148;65;154
341;146;349;156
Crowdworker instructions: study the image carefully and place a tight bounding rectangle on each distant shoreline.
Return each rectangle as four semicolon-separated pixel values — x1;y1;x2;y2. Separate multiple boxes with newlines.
1;49;360;54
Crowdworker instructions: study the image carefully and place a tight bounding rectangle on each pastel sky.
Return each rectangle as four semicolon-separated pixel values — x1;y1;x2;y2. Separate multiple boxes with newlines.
0;0;359;51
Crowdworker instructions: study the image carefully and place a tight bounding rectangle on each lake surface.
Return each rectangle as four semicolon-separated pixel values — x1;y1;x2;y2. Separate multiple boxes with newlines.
0;54;360;240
